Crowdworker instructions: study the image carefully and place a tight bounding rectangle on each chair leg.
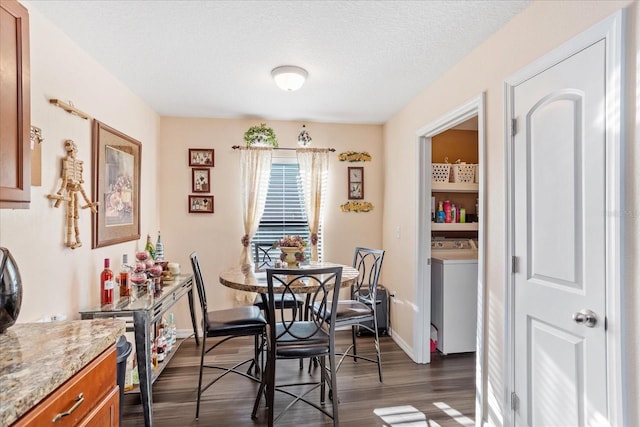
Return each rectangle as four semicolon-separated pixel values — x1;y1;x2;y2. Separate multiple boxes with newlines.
297;305;304;370
374;327;383;382
319;356;326;405
328;349;339;425
195;334;207;420
351;324;358;362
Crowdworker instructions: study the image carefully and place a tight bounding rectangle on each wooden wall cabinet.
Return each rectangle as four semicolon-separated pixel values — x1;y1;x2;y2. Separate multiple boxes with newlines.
13;347;119;427
0;0;31;209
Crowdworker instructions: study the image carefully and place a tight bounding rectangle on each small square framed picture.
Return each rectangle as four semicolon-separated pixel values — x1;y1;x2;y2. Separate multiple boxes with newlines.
189;195;214;213
192;168;210;193
189;148;215;167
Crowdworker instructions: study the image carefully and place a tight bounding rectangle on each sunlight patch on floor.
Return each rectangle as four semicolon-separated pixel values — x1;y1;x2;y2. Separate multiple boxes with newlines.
433;402;474;426
373;405;438;426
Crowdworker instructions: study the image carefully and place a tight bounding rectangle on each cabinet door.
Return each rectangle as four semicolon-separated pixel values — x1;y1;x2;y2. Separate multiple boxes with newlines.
0;0;30;209
78;386;119;427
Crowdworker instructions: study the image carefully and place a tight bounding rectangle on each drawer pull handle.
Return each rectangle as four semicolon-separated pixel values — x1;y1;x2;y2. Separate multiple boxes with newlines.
52;393;84;423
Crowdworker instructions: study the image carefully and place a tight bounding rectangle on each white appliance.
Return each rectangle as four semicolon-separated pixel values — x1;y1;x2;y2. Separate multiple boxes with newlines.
431;239;478;354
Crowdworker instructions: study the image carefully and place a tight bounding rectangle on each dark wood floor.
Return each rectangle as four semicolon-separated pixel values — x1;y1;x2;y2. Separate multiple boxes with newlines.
122;331;475;426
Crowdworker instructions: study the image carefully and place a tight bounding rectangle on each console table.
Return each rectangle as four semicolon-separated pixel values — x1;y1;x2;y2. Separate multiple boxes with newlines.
80;274;199;427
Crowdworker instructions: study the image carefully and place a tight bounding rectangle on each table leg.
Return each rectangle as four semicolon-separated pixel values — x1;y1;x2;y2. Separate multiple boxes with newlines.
133;310;153;427
188;287;199;346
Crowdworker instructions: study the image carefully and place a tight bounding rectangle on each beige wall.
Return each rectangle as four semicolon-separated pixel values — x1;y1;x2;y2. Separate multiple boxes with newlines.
158;118;383;328
0;2;161;323
383;0;638;425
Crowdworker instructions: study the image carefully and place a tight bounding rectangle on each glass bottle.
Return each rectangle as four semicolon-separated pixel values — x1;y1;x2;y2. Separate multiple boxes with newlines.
155;231;164;262
145;234;156;260
100;258;115;305
151;338;158;370
168;313;177;346
157;326;166;363
119;254;131;298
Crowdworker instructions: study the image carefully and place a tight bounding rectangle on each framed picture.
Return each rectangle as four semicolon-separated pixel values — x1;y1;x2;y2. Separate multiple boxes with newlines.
192;168;210;193
348;166;364;200
92;120;142;248
189;195;214;213
189;148;214;167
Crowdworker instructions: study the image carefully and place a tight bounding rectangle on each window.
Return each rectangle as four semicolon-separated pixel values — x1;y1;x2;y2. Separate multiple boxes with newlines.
253;161;321;262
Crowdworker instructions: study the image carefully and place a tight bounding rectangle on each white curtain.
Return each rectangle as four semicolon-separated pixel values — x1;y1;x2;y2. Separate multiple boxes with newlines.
296;148;329;262
237;147;272;303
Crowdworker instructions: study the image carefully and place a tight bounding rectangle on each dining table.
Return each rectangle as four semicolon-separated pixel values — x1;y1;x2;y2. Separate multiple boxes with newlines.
218;261;360;294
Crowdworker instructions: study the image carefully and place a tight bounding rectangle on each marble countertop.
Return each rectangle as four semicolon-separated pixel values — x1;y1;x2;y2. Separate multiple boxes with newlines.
0;318;125;426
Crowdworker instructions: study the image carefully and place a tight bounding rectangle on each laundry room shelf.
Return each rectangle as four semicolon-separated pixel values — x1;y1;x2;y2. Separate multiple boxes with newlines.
431;182;479;193
431;222;479;231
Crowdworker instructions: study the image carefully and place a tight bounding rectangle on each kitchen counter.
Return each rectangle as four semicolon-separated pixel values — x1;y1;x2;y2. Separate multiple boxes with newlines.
0;318;125;426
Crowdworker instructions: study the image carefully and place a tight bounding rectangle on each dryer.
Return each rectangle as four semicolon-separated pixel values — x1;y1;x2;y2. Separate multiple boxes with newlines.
431;239;478;354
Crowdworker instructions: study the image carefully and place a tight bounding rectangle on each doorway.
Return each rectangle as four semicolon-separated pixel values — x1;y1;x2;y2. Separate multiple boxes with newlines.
415;93;486;419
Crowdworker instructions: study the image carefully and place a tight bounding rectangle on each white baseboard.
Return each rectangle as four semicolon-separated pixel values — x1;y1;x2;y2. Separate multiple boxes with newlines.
389;327;416;362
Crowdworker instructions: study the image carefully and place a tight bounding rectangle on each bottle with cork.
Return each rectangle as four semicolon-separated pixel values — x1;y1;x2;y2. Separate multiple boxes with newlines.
119;254;131;298
100;258;115;305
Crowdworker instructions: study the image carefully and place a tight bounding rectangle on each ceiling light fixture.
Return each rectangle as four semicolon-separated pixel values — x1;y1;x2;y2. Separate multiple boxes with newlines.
271;65;308;92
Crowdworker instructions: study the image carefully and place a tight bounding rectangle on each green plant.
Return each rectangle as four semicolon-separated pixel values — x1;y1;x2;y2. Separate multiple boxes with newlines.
244;123;278;148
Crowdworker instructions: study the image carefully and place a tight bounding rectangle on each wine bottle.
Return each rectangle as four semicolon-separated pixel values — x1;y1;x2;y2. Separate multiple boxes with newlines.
168;313;177;346
119;254;131;297
145;234;156;260
100;258;115;305
155;231;164;262
157;326;167;363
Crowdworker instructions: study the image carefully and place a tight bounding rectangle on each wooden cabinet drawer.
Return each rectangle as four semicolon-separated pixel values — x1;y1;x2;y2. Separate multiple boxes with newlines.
13;347;117;427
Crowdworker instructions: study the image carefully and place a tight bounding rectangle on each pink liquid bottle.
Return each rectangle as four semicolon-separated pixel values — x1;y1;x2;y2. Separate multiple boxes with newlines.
443;200;452;223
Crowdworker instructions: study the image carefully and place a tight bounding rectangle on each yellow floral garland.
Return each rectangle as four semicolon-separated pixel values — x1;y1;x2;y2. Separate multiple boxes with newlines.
340;201;374;212
338;151;372;162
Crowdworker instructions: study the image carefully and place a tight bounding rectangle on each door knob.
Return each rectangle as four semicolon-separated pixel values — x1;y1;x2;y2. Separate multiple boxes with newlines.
572;309;597;328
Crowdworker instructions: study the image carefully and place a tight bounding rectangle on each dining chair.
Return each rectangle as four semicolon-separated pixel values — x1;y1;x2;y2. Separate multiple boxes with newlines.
253;242;308;369
190;252;267;420
313;247;385;383
251;266;342;427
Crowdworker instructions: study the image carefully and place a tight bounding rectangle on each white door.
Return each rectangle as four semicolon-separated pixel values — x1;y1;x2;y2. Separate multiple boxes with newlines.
511;40;608;426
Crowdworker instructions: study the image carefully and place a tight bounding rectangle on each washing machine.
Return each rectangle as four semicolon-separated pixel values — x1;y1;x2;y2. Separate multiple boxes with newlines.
430;239;478;354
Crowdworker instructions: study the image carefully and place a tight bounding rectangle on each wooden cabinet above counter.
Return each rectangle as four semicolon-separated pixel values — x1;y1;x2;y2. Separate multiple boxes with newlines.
0;0;31;209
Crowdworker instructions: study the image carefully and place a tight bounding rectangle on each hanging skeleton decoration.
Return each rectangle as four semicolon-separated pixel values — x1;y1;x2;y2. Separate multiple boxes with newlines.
48;140;98;249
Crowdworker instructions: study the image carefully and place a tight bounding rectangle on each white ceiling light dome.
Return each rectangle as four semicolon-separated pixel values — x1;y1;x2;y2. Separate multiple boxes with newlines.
271;65;308;92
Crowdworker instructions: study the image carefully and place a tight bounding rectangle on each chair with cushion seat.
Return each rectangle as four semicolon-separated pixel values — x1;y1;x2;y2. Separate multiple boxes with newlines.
313;247;385;383
251;266;342;427
190;252;267;420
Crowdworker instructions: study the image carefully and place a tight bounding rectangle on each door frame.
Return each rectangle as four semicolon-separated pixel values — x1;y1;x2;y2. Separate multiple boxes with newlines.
504;10;626;427
415;93;486;423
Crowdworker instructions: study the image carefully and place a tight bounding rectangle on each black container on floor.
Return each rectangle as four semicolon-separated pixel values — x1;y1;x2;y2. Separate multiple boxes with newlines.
356;285;389;336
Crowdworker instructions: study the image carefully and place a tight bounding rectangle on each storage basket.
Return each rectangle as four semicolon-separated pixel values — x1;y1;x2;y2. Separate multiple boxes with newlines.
451;164;476;183
431;163;451;183
474;164;479;183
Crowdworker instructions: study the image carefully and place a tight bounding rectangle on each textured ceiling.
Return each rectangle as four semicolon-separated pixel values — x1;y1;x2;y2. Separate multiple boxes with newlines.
27;0;530;124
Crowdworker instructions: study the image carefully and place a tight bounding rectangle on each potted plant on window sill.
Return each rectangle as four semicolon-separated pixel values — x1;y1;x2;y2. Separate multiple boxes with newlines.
244;123;278;148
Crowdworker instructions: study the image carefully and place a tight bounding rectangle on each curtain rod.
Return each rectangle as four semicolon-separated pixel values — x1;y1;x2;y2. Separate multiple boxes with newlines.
231;145;335;152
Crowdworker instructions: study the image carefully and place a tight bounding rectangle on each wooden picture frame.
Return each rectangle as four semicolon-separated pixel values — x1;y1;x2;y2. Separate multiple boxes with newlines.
189;148;214;167
348;166;364;200
189;195;214;213
92;120;142;248
192;168;210;193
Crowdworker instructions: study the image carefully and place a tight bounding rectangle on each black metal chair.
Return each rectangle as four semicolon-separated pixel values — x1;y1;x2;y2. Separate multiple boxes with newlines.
253;243;307;368
313;247;385;383
190;252;267;420
252;266;342;427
